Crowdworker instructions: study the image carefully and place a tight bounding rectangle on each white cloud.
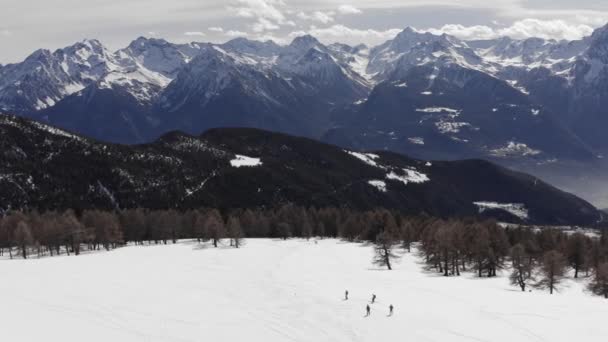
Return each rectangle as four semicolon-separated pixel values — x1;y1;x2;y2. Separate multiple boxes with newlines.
289;24;402;46
208;27;224;33
184;31;206;37
230;0;287;24
337;5;362;15
226;30;248;37
297;11;335;24
253;18;281;32
499;19;594;40
423;19;596;41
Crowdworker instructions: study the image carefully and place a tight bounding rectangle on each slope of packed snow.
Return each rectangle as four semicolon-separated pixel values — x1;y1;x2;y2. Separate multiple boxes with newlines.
1;239;606;342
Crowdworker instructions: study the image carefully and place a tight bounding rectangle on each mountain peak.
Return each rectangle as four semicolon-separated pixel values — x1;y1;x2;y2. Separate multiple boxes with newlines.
128;36;171;50
588;23;608;62
289;35;321;50
24;48;53;63
591;23;608;38
80;38;104;49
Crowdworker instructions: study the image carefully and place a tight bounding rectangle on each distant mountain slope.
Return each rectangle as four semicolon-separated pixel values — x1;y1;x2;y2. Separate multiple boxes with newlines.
0;114;601;225
324;62;594;163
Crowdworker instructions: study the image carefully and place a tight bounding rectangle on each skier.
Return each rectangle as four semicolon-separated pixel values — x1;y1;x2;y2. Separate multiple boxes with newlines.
345;290;349;300
366;304;371;317
371;294;376;304
389;304;394;316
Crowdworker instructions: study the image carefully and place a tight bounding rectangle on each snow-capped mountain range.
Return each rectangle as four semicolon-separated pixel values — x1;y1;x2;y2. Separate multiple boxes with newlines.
3;25;608;177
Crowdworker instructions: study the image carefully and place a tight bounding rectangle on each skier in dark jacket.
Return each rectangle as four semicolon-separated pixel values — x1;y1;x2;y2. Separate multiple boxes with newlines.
389;304;394;316
345;290;349;300
366;304;371;317
371;294;376;304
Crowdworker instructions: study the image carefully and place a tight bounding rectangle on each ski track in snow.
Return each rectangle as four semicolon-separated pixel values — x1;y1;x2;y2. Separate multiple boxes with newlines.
1;239;607;342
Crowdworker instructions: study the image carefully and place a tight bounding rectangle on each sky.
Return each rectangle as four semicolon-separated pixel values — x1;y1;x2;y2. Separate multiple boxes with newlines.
1;0;607;63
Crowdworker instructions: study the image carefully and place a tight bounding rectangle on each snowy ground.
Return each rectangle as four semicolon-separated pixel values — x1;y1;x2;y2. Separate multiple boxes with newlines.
1;239;607;342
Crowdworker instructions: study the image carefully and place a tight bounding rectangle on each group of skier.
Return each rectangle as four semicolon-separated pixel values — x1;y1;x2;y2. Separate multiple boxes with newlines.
344;290;394;317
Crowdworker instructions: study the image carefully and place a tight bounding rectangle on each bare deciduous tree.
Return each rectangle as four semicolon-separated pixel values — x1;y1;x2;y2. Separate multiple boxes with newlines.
537;250;566;294
204;209;225;247
510;243;533;292
373;231;399;270
227;216;243;248
588;263;608;298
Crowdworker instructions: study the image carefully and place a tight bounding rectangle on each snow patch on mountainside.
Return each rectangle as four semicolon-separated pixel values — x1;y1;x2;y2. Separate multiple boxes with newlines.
435;120;474;134
368;180;387;192
490;142;541;157
386;168;430;185
416;107;460;114
346;151;383;168
230;155;262;168
474;201;529;220
408;137;425;145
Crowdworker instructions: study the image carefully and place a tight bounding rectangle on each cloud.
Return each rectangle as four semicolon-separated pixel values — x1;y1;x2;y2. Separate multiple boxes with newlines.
297;11;335;24
0;29;12;37
230;0;287;24
423;19;596;41
289;24;402;46
184;31;206;37
337;5;362;15
499;19;594;40
208;27;224;33
226;30;248;37
253;18;281;32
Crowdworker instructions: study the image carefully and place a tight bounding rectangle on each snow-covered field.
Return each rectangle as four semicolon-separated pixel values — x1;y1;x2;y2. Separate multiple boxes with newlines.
1;239;607;342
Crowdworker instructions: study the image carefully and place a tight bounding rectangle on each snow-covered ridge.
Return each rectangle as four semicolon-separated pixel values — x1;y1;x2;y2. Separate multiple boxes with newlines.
474;201;529;220
2;24;607;127
0;115;86;144
29;120;87;143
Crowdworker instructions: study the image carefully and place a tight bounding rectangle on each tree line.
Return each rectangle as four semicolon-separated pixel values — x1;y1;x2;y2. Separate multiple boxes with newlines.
1;206;607;299
371;216;608;298
0;206;409;259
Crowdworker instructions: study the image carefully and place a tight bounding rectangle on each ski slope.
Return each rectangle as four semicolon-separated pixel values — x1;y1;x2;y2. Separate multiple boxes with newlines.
1;239;607;342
